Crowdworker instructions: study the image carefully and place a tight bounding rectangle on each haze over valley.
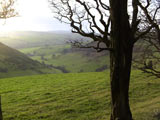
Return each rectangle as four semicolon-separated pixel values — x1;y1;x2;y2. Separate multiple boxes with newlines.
0;31;108;77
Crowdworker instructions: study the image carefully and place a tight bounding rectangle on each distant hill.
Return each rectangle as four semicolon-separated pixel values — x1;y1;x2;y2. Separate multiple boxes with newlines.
0;31;90;49
0;42;61;78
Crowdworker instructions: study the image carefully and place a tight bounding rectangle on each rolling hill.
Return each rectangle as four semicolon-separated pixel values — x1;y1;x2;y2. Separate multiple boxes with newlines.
0;42;61;78
0;31;159;120
0;31;109;73
0;71;160;120
0;31;89;49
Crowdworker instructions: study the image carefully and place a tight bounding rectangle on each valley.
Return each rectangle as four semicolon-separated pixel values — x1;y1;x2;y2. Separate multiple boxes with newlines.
0;31;109;76
0;31;159;120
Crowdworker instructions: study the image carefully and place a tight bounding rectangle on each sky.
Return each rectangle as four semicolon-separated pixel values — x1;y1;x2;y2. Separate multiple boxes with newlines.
0;0;70;32
0;0;159;32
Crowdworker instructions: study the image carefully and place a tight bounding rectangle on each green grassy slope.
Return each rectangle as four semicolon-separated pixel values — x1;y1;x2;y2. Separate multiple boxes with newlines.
0;42;61;78
0;71;160;120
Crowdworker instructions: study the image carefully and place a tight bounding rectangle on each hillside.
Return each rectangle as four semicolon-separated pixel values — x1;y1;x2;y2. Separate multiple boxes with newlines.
0;71;160;120
0;31;109;73
0;42;61;78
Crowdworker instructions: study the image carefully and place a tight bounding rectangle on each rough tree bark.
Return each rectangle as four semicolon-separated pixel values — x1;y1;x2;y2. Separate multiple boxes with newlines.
110;0;133;119
0;96;3;120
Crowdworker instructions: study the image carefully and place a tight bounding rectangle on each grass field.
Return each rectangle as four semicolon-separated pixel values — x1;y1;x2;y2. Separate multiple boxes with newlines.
0;70;160;120
19;45;109;73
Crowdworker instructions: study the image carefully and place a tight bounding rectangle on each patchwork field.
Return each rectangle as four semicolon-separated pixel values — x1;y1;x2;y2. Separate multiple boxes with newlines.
19;45;109;73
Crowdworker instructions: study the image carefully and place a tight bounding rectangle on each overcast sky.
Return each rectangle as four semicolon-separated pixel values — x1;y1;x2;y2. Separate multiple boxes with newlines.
0;0;70;32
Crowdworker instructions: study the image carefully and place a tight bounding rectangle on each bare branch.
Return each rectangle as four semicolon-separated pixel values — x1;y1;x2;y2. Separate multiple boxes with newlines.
0;0;18;19
49;0;111;49
68;39;113;52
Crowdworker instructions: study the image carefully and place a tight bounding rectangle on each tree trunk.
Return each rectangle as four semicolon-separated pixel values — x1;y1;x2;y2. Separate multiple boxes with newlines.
110;46;133;120
0;96;3;120
155;25;160;44
109;0;134;119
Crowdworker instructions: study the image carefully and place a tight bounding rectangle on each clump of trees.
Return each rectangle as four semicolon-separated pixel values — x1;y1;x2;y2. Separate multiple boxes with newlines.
49;0;160;119
96;65;108;72
0;67;8;73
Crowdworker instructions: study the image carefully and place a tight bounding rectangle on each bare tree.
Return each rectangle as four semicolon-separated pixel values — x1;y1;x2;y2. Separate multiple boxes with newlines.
49;0;160;119
0;0;17;120
0;0;17;19
133;1;160;77
133;29;160;77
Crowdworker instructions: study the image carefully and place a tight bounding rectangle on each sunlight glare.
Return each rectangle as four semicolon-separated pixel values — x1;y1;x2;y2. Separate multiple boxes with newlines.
0;0;64;32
